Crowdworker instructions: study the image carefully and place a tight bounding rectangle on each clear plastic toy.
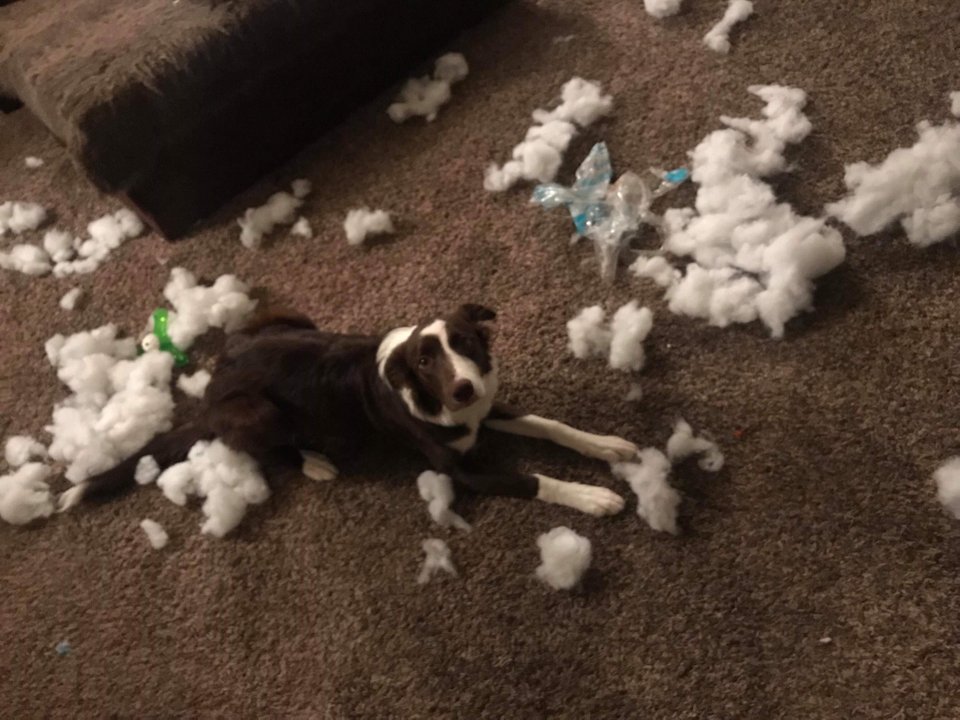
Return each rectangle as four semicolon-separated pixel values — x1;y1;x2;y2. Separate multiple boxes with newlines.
531;142;688;282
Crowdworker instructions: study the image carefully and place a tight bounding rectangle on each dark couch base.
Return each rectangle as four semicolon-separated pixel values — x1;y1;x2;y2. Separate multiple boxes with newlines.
0;0;507;239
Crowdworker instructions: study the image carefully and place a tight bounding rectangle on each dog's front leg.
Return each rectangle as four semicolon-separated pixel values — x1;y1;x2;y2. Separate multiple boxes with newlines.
417;442;624;517
484;403;639;463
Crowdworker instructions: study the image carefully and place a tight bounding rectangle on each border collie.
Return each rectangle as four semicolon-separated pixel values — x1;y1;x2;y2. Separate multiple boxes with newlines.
63;305;636;516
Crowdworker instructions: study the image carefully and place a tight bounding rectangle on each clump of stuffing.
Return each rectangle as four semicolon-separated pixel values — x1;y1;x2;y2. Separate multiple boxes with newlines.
933;457;960;520
703;0;754;54
343;208;394;246
827;113;960;247
25;157;44;169
59;287;83;311
139;519;169;549
177;369;211;399
42;269;255;492
43;230;75;263
416;471;472;532
566;305;611;359
290;217;313;239
0;201;47;235
630;255;680;287
156;439;269;538
388;52;469;123
609;302;654;372
0;463;54;525
612;449;680;534
291;178;312;199
237;180;311;249
633;85;845;338
135;455;161;485
950;92;960;118
5;435;47;467
666;418;724;471
567;302;654;371
159;267;257;348
0;244;51;275
417;538;458;584
535;526;592;590
484;77;612;192
53;209;144;277
644;0;682;18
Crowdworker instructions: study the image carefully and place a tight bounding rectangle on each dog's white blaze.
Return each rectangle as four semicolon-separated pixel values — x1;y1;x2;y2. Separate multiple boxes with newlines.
377;326;416;379
420;320;486;396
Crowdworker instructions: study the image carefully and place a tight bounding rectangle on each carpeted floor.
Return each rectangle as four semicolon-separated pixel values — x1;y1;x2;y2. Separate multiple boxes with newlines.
3;0;960;717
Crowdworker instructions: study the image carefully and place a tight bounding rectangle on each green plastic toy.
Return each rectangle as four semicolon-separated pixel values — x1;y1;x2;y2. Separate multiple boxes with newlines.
138;308;189;366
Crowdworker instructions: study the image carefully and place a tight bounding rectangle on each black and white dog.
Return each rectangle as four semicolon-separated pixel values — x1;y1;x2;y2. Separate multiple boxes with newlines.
66;305;635;516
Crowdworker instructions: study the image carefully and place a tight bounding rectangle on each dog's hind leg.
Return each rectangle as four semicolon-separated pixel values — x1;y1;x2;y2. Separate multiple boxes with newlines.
299;450;339;481
484;404;639;463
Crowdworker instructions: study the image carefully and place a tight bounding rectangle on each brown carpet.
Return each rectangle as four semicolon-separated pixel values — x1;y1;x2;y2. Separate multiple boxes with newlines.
3;0;960;717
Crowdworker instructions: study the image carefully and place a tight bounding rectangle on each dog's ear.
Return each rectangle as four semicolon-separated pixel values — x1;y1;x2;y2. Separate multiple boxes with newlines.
456;304;497;324
383;348;412;390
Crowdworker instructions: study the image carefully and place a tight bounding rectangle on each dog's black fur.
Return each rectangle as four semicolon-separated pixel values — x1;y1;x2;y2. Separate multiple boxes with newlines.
76;304;540;504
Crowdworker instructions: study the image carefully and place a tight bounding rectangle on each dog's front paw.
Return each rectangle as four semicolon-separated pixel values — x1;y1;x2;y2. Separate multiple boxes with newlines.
575;485;626;516
584;435;639;463
538;476;626;516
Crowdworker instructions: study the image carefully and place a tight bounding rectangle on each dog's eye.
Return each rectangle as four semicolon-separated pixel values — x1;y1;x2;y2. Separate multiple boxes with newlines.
418;356;431;369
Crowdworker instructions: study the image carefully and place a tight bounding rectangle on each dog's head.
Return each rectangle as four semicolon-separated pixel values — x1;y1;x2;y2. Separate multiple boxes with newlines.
380;304;497;418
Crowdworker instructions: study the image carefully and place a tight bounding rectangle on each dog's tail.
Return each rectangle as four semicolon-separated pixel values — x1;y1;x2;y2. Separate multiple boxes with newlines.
58;421;214;512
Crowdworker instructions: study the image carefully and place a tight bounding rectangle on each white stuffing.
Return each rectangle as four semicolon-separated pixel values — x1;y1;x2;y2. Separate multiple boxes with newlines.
633;85;844;338
951;92;960;118
535;526;592;590
291;178;312;199
4;435;47;467
827;116;960;247
417;538;458;584
290;217;313;239
612;449;680;534
0;243;51;275
139;518;169;549
59;287;83;311
484;78;612;192
343;208;394;246
176;369;211;399
566;305;611;359
25;156;44;169
630;255;680;287
237;180;310;249
666;418;724;471
388;52;468;123
644;0;682;18
156;439;269;538
609;302;654;372
416;471;472;532
567;302;653;371
0;463;55;525
704;0;754;54
0;201;47;235
52;209;144;277
159;267;257;348
933;457;960;520
42;269;255;491
135;455;161;485
43;230;76;263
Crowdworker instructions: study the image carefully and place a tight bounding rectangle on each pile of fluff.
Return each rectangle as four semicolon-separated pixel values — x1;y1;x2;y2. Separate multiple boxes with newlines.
484;77;613;192
631;85;846;338
0;268;257;529
827;98;960;247
566;301;654;372
388;52;469;123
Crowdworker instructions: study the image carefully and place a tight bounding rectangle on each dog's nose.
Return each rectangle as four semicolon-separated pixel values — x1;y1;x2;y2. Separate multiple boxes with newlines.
452;380;475;404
